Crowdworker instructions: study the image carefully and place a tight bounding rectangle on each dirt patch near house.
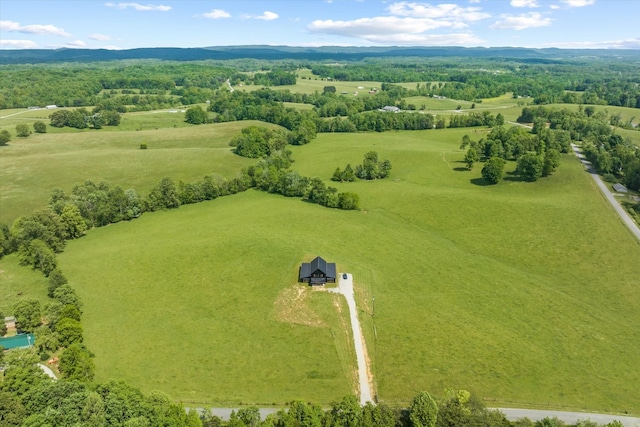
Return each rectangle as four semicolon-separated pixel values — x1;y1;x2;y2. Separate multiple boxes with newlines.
273;284;325;327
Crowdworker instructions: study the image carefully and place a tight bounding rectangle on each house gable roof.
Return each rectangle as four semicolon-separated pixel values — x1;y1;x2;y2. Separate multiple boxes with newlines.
299;256;336;280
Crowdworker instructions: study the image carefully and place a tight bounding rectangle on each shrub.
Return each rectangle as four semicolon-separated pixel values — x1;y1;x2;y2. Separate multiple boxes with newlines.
140;143;148;149
33;121;47;133
603;173;617;183
16;123;31;137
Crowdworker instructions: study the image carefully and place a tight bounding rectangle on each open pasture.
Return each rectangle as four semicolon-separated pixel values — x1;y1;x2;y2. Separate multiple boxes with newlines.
0;254;48;314
57;127;640;412
0;120;262;224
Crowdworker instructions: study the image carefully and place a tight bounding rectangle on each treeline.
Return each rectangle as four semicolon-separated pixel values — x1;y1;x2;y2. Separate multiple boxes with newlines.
0;62;235;109
49;108;121;129
310;58;640;108
0;363;629;427
517;106;640;190
229;126;361;210
208;89;438;134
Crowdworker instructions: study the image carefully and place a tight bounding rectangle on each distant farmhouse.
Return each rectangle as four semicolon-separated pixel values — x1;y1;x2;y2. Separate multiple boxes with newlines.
299;256;336;286
380;106;400;113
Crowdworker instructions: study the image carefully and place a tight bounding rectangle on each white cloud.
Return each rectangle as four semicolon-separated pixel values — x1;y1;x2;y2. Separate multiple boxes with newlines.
67;40;87;47
255;11;279;21
308;2;491;45
203;9;231;19
310;16;458;37
309;16;484;45
490;12;552;30
560;0;596;6
105;3;171;11
387;2;490;21
510;0;539;7
89;33;112;41
0;20;70;36
0;39;38;49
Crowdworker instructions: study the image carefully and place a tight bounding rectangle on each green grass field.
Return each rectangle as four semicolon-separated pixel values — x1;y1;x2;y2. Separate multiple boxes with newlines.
0;254;49;314
0;119;265;224
50;126;640;412
2;82;640;412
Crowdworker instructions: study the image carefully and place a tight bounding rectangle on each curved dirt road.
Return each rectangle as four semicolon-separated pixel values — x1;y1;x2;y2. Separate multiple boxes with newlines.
329;273;373;405
571;144;640;242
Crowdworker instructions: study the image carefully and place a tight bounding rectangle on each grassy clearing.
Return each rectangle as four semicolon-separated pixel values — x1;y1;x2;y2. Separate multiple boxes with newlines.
58;194;356;405
0;254;48;314
0;121;266;224
55;127;640;412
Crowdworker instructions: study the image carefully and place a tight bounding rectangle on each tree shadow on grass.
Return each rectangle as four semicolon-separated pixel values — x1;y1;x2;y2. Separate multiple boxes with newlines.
503;170;525;182
453;167;468;172
470;177;492;186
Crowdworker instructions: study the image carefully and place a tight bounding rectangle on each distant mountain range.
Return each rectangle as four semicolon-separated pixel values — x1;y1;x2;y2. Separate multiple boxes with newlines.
1;46;639;64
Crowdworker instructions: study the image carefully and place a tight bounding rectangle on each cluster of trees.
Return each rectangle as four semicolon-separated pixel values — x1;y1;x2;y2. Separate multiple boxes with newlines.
0;62;235;109
0;366;201;426
338;151;392;180
518;106;640;190
459;120;566;184
245;151;360;210
185;105;211;125
230;126;289;158
49;108;121;129
252;69;297;86
310;58;640;109
449;112;504;129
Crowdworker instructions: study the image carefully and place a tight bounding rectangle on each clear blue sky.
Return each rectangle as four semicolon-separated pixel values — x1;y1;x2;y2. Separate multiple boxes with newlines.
1;0;638;50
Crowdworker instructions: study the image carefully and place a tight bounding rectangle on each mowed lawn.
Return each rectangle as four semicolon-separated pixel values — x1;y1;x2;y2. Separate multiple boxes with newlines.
57;127;640;412
0;120;262;224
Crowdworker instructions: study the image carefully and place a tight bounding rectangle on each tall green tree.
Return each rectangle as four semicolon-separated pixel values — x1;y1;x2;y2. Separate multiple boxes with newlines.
13;299;42;333
0;129;11;145
47;268;68;297
409;391;438;427
481;157;506;185
516;152;544;182
33;121;47;133
542;149;561;177
58;343;95;382
464;147;479;170
60;203;88;239
17;239;57;276
185;105;208;124
15;123;31;137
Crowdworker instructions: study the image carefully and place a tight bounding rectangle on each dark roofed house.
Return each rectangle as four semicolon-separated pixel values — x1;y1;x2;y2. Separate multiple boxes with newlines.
299;256;336;286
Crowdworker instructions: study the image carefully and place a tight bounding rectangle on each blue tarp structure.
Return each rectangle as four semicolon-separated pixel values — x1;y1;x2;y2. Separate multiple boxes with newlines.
0;334;35;350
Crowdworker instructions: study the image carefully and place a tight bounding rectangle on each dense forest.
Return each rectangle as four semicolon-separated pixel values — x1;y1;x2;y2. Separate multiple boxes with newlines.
2;48;640;110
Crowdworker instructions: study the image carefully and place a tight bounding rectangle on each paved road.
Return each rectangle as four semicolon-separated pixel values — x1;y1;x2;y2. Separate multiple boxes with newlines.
329;273;373;405
571;144;640;242
201;407;639;425
496;408;640;427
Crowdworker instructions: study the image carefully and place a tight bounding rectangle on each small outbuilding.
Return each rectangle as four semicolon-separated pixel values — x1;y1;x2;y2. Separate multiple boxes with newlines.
613;183;628;193
380;106;400;112
299;256;336;286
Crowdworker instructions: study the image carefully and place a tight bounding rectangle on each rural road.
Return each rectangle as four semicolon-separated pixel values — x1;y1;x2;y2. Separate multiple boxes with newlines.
571;143;640;242
329;273;373;405
495;408;640;427
200;407;639;425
